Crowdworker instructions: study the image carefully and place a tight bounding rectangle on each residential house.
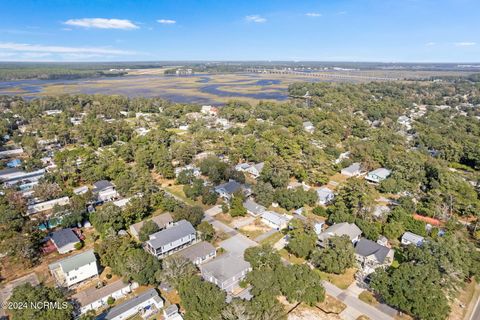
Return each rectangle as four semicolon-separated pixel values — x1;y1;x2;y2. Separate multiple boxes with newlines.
93;180;119;202
0;168;25;181
214;180;251;201
112;198;131;208
129;213;173;240
235;163;251;172
341;163;362;177
72;280;138;315
175;241;216;265
365;168;391;183
145;220;196;258
317;222;362;247
303;121;315;133
174;164;201;177
355;239;394;276
200;254;252;292
401;232;424;247
73;186;89;195
2;168;45;187
245;162;264;179
27;196;70;215
201;105;218;116
49;249;98;287
317;187;335;205
243;198;266;217
261;211;290;230
0;147;24;159
314;222;325;236
101;288;164;320
163;304;183;320
50;228;80;254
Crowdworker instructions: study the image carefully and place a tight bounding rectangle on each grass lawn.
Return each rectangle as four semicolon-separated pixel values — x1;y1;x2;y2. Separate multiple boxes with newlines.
358;291;378;306
260;231;283;246
239;228;265;239
164;185;196;206
318;268;356;290
279;249;305;264
214;213;233;225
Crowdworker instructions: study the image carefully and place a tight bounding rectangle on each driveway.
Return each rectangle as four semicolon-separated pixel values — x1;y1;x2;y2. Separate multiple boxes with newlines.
205;205;222;217
254;228;276;242
219;234;257;257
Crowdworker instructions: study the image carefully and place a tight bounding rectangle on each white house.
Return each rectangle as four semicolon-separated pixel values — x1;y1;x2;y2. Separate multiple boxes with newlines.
200;254;252;293
341;163;362;177
365;168;391;183
27;196;70;215
163;304;183;320
243;198;266;217
72;280;138;315
201;105;218;116
401;232;424;247
303;121;315;133
145;220;196;258
261;211;290;230
102;288;164;320
317;187;335;205
0;148;24;159
49;249;98;287
93;180;119;202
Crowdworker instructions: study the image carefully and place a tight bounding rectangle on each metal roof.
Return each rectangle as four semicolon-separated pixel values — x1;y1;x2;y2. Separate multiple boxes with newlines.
49;249;96;274
102;288;162;320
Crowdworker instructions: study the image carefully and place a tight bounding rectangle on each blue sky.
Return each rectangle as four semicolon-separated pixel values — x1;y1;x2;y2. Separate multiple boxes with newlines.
0;0;479;62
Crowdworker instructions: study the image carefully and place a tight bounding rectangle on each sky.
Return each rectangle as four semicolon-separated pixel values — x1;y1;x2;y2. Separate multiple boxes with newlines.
0;0;479;62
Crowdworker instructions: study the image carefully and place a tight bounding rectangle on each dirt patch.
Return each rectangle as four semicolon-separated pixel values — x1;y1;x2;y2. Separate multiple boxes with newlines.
317;295;346;314
289;304;342;320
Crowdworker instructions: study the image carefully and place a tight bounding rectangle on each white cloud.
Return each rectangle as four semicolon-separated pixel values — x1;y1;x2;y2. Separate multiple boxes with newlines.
305;12;322;17
455;42;476;47
0;42;135;55
64;18;139;29
157;19;176;24
245;15;267;23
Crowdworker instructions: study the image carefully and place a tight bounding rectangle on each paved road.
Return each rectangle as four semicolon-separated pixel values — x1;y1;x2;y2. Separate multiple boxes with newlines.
470;294;480;320
322;281;394;320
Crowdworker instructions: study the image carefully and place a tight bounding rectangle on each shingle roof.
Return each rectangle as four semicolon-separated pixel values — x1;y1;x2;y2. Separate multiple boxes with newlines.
50;228;79;249
216;180;242;194
72;279;130;308
49;249;96;273
147;220;195;249
103;288;162;320
318;222;362;242
200;254;251;282
243;198;266;215
130;213;173;237
401;232;424;245
93;180;113;192
341;163;361;175
176;241;216;262
261;211;289;226
317;187;334;200
355;239;391;263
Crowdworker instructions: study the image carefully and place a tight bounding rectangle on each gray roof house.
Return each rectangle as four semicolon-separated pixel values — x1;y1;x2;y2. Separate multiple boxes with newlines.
401;232;424;247
317;222;362;247
243;198;266;217
355;239;394;276
214;180;251;200
261;211;290;230
50;228;80;254
72;279;137;315
129;213;174;240
145;220;196;258
175;241;216;265
101;288;164;320
365;168;391;183
49;249;98;287
317;187;335;205
341;163;362;177
200;254;252;292
92;180;114;192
